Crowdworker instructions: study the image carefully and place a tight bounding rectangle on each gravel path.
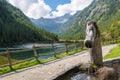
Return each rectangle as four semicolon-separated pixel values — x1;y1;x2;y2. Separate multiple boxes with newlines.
0;44;118;80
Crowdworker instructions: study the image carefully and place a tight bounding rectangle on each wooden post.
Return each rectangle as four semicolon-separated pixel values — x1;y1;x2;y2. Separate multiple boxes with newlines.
74;40;77;50
115;38;117;43
81;41;84;49
6;48;13;70
117;38;119;43
112;39;114;44
51;43;56;57
32;45;39;62
109;39;111;44
65;43;68;54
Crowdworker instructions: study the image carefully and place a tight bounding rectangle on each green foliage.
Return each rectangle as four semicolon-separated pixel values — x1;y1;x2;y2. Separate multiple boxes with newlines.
0;0;58;47
60;0;120;40
104;45;120;59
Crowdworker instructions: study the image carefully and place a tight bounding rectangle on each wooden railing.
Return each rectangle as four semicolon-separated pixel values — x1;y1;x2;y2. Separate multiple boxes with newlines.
101;38;120;45
0;41;84;69
0;38;119;69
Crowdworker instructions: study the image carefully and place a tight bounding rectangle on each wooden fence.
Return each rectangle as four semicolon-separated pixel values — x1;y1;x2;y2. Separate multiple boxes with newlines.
0;41;84;69
0;38;120;70
101;38;120;45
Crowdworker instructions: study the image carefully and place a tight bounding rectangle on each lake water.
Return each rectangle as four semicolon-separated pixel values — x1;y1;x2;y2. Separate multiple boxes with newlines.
0;43;70;60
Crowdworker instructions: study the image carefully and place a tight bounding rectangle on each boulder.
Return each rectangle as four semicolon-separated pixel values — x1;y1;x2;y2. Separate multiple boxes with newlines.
95;67;118;80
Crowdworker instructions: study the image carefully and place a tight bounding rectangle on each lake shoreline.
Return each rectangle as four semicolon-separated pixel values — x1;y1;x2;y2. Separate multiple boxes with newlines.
0;41;59;48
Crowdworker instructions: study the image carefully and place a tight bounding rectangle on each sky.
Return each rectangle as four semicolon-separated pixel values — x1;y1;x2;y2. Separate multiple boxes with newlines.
8;0;93;19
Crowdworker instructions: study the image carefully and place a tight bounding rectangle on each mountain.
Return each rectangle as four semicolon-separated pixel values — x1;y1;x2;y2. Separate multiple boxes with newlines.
0;0;58;47
30;14;73;33
60;0;120;40
58;11;81;34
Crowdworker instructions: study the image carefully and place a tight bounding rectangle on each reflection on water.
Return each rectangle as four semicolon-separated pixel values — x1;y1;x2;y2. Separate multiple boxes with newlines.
16;43;52;49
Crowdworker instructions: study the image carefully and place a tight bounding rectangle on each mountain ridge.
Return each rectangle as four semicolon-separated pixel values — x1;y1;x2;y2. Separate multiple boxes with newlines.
60;0;120;40
30;14;71;33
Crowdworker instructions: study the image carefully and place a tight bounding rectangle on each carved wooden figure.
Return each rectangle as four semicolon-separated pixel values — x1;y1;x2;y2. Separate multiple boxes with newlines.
84;21;103;67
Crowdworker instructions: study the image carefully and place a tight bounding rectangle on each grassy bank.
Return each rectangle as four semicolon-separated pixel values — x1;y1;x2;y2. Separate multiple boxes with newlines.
104;44;120;59
0;48;86;75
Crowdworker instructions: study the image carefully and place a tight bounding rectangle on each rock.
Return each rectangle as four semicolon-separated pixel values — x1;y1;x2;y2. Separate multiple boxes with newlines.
95;67;118;80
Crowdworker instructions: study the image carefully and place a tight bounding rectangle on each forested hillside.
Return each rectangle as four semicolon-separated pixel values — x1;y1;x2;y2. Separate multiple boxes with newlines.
0;0;58;47
60;0;120;40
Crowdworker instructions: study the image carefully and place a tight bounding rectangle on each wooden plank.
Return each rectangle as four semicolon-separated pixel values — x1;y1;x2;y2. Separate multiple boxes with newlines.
35;46;52;49
0;64;9;68
11;49;32;53
12;58;34;65
0;58;34;68
0;52;6;55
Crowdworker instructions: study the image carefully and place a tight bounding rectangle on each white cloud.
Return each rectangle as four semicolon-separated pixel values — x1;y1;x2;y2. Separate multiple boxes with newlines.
8;0;37;12
26;0;51;19
8;0;51;19
50;0;93;18
8;0;93;19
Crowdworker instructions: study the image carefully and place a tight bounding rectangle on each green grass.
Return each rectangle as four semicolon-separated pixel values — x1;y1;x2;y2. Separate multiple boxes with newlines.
104;45;120;59
0;48;87;75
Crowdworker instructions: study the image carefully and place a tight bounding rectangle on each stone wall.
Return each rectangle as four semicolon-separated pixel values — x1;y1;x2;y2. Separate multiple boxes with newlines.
103;57;120;67
103;57;120;79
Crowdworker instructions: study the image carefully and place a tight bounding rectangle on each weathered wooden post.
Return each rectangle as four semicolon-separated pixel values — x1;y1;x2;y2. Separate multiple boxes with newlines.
74;40;77;50
81;40;84;49
65;43;69;54
32;45;39;62
80;35;84;49
84;21;103;67
109;39;111;44
51;43;56;57
6;48;13;70
115;38;117;43
103;39;105;45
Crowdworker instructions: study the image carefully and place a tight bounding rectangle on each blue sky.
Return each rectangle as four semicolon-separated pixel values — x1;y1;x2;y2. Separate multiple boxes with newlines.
44;0;71;11
8;0;93;19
